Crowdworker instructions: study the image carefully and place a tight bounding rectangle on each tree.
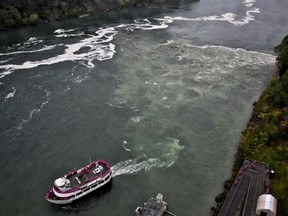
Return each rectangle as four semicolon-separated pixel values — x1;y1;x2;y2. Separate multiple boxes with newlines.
275;35;288;77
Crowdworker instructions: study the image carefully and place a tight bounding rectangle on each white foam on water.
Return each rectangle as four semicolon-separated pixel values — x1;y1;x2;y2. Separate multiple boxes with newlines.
4;87;16;101
122;140;131;152
158;138;184;159
113;29;275;164
145;81;160;86
17;119;28;130
17;87;50;130
17;108;40;129
0;70;13;79
17;104;47;130
0;41;115;78
162;42;275;85
106;103;123;109
116;18;169;32
28;37;36;40
111;138;182;177
25;37;44;45
0;45;57;57
111;157;174;177
54;29;76;34
159;9;258;27
135;23;169;31
74;76;87;83
211;45;275;64
106;100;129;109
243;0;256;7
131;116;145;123
63;85;71;92
0;0;261;81
169;43;276;64
161;69;184;77
0;58;11;63
156;0;260;27
7;37;44;51
0;27;117;80
55;32;85;38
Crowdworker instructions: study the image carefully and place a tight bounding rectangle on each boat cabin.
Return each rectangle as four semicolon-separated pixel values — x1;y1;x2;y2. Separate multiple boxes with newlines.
54;177;71;192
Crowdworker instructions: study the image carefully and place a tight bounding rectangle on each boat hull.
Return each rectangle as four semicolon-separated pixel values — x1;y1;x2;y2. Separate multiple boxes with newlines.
45;160;112;205
46;170;112;204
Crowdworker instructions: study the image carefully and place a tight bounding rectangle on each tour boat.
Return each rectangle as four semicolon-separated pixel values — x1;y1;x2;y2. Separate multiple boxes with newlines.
45;160;112;204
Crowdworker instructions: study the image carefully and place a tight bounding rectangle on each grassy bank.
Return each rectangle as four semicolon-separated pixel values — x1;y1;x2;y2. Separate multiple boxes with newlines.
212;35;288;216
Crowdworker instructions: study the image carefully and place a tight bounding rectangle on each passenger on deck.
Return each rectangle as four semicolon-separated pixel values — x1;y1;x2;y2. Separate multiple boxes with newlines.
252;160;256;169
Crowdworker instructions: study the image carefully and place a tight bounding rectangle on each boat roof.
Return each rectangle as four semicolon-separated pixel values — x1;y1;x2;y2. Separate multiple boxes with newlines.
54;160;110;194
136;194;167;216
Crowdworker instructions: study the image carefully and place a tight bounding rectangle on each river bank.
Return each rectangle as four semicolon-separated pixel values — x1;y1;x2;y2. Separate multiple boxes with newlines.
212;35;288;216
0;0;183;31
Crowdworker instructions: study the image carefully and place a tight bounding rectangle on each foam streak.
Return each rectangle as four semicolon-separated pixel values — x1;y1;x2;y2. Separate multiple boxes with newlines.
111;157;174;177
4;87;16;101
0;45;57;57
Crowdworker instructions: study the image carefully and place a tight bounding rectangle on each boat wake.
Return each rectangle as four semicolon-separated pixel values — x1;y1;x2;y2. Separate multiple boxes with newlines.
111;157;174;178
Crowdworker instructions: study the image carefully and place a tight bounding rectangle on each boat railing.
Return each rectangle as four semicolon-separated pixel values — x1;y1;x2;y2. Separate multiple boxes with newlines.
53;169;111;194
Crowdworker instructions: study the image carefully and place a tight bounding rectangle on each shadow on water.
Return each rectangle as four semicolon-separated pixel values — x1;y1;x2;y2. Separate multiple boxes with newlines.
49;180;113;214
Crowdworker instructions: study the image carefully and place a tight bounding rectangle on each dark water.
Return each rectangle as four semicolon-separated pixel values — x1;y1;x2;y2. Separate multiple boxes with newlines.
0;0;287;215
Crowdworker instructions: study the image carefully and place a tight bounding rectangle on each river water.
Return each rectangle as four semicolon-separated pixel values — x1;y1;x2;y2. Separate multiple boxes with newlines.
0;0;287;215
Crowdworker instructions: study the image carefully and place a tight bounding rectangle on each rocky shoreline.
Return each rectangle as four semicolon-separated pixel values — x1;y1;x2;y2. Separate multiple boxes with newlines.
0;0;180;31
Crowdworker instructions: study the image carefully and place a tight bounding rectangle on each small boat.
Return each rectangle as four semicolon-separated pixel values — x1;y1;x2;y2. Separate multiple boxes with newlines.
135;193;176;216
45;160;112;204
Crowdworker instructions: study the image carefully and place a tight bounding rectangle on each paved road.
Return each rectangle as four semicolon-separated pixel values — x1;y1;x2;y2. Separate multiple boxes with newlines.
218;160;269;216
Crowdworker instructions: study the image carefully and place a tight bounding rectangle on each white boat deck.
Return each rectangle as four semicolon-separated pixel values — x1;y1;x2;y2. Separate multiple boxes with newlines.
65;164;108;190
45;160;112;204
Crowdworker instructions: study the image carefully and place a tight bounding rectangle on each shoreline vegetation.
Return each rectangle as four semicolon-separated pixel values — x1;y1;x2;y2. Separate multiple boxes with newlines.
0;0;184;31
212;35;288;216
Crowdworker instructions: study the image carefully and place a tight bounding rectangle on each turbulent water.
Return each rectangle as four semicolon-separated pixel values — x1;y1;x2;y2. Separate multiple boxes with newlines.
0;0;288;215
